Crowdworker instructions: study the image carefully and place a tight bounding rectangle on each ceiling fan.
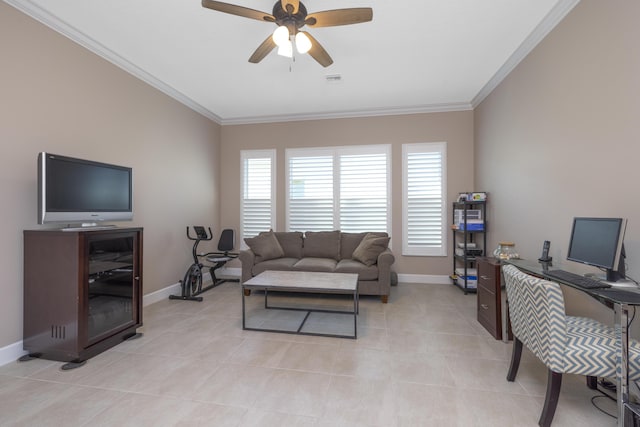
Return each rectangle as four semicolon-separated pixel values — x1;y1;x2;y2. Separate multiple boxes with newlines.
201;0;373;67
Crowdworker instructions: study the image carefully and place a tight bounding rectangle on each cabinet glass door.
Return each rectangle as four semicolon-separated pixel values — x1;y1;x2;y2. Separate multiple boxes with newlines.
87;235;136;343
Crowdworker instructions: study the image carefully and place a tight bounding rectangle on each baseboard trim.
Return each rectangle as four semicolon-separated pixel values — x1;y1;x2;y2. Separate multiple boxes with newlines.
143;281;182;306
218;267;241;278
0;341;26;367
397;274;451;284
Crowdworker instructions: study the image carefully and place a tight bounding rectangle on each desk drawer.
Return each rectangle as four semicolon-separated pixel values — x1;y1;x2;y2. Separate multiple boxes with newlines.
476;257;503;340
478;286;497;328
478;265;497;292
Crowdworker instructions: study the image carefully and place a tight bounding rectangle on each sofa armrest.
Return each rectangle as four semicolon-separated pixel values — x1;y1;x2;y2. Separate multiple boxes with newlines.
376;248;395;287
239;249;256;283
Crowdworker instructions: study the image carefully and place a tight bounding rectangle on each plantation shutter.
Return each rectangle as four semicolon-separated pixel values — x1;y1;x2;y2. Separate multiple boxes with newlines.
403;142;447;256
241;150;275;239
287;154;334;231
286;145;390;233
339;152;388;232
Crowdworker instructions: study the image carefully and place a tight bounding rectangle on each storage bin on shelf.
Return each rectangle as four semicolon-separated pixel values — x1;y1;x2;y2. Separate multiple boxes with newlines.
454;209;484;231
454;267;477;288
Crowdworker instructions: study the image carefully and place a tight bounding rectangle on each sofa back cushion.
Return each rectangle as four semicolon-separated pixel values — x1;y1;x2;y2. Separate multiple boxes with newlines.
272;231;304;259
244;232;284;263
303;230;341;261
352;233;391;266
340;232;368;260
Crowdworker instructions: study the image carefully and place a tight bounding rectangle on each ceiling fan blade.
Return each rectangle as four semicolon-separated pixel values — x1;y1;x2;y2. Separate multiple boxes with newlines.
280;0;299;14
301;32;333;67
248;35;277;64
201;0;275;23
305;8;373;28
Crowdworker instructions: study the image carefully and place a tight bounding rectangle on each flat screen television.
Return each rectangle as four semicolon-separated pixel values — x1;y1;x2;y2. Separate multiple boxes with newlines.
566;217;627;282
38;152;133;226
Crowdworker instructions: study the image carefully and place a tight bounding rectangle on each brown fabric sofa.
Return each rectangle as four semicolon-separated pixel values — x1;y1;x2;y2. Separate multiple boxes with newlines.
239;230;395;303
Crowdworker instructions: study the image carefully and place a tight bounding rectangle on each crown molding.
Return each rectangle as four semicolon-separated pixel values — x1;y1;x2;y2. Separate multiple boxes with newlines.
471;0;580;108
5;0;223;124
219;102;474;125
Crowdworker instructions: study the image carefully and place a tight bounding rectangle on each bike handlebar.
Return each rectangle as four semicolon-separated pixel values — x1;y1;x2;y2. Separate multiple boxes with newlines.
186;226;213;241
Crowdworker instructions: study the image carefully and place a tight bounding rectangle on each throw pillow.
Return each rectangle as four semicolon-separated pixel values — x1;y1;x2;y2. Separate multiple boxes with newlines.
244;232;285;263
352;233;390;266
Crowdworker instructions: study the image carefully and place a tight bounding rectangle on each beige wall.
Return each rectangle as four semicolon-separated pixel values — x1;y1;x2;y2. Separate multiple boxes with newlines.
219;112;475;275
475;0;640;321
0;4;221;349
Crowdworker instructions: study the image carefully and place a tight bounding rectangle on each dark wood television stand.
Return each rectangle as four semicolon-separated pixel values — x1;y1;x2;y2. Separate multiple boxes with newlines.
22;227;143;369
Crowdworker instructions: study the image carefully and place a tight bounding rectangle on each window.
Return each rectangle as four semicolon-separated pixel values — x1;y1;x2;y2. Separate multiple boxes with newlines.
286;145;390;233
402;142;447;256
240;150;276;239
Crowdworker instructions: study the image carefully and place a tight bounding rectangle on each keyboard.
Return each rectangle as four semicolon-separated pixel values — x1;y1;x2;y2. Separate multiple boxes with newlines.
544;269;611;290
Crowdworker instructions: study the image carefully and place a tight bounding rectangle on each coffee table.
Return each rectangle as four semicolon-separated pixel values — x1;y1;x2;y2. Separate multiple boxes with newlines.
242;270;359;339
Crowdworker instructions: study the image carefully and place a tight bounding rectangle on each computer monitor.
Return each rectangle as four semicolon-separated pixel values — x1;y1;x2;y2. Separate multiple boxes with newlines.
567;217;627;282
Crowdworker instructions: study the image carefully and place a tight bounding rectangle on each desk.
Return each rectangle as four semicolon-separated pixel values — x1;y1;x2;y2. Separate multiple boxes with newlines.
506;259;640;425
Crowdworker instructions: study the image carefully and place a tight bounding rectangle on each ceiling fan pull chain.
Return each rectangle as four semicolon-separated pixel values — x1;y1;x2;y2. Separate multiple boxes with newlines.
289;47;296;72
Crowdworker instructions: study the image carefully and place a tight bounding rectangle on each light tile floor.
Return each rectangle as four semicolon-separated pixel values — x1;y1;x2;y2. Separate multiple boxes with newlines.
0;282;619;426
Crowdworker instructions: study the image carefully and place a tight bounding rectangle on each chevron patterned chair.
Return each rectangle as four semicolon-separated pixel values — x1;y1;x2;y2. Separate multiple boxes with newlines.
502;264;640;427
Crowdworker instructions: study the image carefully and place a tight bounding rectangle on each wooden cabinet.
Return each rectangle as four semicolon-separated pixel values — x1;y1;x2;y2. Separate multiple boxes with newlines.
23;228;143;367
476;257;510;340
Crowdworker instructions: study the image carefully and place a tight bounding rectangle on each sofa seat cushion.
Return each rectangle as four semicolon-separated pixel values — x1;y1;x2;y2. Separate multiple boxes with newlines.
252;257;299;276
335;259;379;281
292;257;337;272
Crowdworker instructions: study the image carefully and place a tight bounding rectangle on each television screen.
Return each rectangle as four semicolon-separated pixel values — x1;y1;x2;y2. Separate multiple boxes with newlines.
38;153;133;225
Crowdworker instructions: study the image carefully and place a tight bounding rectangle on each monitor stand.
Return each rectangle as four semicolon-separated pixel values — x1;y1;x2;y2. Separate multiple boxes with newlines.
586;273;639;289
605;280;639;289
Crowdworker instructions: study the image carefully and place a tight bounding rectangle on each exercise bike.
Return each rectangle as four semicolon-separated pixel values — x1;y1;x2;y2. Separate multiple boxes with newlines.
169;226;237;302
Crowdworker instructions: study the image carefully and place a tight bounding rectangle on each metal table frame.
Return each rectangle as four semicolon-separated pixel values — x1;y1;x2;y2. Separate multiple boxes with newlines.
241;271;359;339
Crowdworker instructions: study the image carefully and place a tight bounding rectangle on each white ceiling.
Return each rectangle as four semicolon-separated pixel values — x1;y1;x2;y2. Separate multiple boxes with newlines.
7;0;579;124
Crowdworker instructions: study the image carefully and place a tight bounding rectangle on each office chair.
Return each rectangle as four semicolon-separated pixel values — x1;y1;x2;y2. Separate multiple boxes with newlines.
502;264;640;427
205;228;239;286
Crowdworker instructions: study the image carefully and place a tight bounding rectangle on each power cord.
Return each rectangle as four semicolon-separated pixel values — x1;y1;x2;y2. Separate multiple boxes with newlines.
591;379;617;419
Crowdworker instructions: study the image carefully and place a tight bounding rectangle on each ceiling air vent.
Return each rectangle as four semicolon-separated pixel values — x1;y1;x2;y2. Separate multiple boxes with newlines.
325;74;342;84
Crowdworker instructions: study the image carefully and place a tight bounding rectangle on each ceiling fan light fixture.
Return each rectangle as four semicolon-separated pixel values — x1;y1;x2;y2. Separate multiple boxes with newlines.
272;25;290;47
277;39;293;58
202;1;373;67
295;32;312;54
